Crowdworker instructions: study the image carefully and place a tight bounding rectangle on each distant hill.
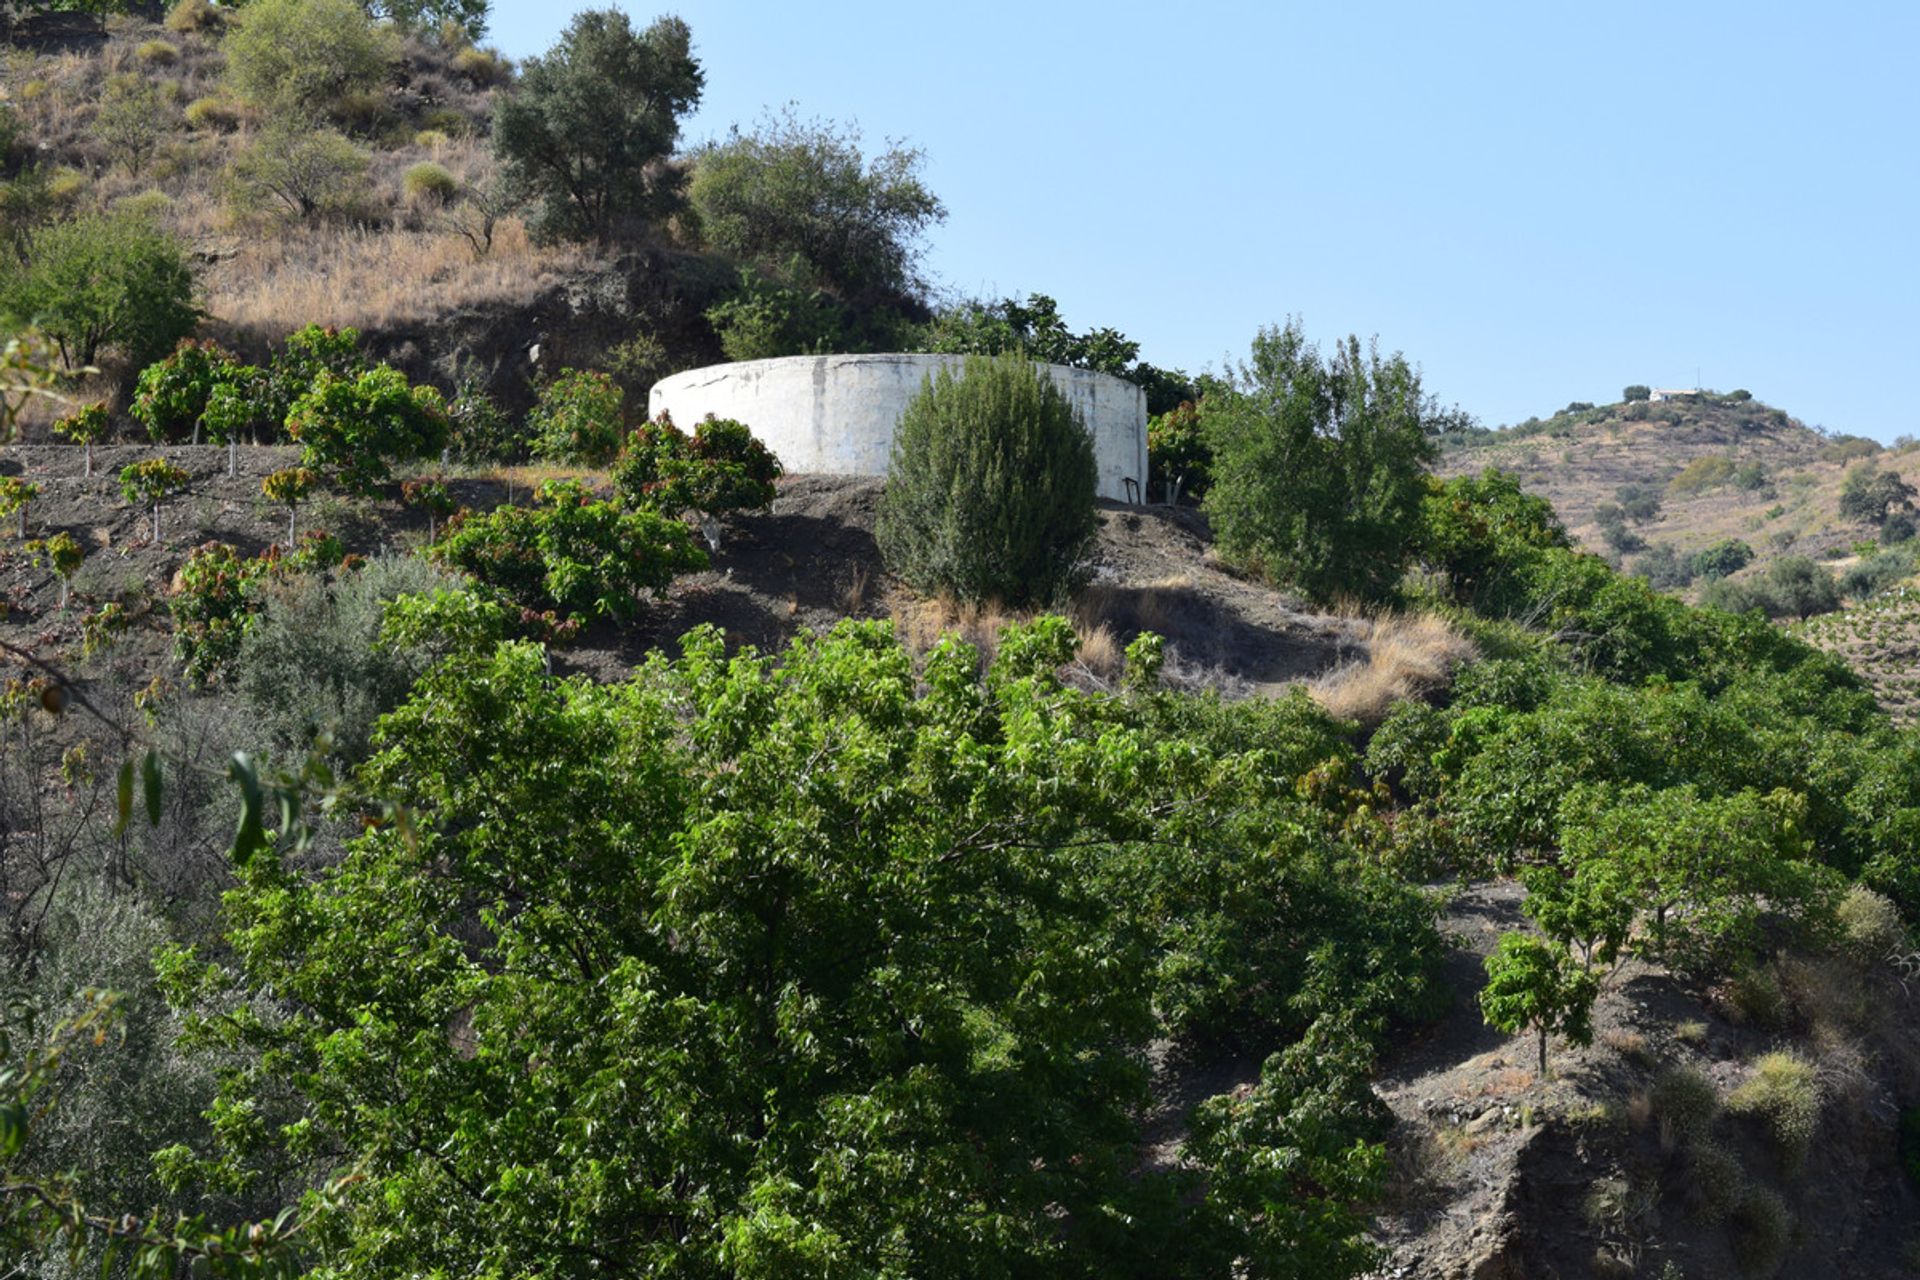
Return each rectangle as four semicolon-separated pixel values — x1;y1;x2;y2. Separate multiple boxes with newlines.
1439;390;1920;589
1441;390;1920;716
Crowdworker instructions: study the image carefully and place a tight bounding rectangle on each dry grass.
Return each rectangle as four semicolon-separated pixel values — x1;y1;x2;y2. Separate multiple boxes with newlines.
1308;609;1476;725
204;218;585;339
885;590;1125;682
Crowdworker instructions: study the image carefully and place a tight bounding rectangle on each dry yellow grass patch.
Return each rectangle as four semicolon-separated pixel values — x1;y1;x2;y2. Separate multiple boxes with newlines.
886;590;1123;680
204;218;586;337
1308;609;1476;725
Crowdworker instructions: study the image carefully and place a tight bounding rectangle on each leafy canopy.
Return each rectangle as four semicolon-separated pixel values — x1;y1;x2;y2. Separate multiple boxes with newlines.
493;9;702;242
1203;320;1454;603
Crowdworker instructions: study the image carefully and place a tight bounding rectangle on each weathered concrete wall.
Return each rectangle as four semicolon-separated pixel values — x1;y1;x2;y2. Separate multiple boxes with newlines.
649;354;1148;503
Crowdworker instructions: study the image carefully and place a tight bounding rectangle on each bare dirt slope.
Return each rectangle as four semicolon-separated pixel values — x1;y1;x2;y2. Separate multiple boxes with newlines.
0;449;1367;701
1368;881;1920;1280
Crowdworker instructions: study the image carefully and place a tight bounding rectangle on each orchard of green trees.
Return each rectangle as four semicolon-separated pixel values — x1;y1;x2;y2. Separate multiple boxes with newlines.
0;2;1914;1276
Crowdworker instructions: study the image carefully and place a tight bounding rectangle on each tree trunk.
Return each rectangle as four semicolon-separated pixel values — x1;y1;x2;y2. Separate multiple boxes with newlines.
83;442;92;479
152;504;161;543
288;506;297;548
228;439;237;478
1538;1026;1548;1076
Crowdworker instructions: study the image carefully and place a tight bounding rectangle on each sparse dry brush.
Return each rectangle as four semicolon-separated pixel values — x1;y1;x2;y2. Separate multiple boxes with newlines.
1309;609;1475;725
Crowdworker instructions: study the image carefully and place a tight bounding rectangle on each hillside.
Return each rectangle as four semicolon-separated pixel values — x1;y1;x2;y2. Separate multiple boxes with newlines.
1438;392;1914;581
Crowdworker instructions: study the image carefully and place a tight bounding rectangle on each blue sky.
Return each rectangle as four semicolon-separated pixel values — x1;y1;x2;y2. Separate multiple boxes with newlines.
488;1;1919;439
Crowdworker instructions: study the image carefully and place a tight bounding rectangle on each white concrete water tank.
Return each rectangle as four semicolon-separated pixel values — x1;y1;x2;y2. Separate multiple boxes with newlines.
648;354;1148;503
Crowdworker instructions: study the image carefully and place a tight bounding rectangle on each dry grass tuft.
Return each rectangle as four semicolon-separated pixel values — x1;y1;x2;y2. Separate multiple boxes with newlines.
1308;609;1476;725
886;590;1125;682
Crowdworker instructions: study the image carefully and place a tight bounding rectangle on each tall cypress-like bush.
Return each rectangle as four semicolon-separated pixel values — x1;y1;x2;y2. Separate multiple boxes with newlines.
876;353;1097;606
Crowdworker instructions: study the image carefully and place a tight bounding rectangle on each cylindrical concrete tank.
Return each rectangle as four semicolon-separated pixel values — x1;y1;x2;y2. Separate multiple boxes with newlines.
648;354;1148;503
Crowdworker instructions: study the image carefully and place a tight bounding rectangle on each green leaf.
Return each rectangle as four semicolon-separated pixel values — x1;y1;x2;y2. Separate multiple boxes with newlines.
0;1100;28;1159
229;753;266;868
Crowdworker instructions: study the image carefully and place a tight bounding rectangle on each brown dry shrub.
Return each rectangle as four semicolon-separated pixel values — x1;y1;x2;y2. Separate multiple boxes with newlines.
1308;609;1476;725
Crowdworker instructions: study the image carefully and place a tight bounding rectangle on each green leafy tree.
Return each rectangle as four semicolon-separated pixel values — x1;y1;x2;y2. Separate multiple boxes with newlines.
286;366;449;495
1762;555;1841;620
1411;468;1569;610
261;324;368;430
91;73;166;177
1479;932;1598;1075
1690;537;1754;581
1838;464;1917;528
612;411;782;548
1148;400;1209;505
689;107;945;299
5;212;198;370
493;9;702;242
117;458;190;543
526;367;624;465
430;478;706;622
27;529;82;608
223;123;371;223
1623;384;1651;402
156;617;1404;1278
222;0;398;122
1202;320;1446;603
922;292;1196;415
261;466;317;546
131;339;249;446
51;400;110;477
0;476;35;538
876;353;1098;606
366;0;489;40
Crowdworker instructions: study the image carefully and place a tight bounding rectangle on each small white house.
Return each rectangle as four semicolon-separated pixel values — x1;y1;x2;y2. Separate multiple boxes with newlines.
1649;388;1701;403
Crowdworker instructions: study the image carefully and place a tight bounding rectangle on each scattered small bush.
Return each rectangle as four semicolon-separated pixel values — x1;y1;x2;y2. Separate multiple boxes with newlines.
1684;1142;1745;1224
1728;1051;1821;1173
1835;885;1906;965
877;353;1097;608
1729;1184;1792;1273
413;128;451;149
1724;964;1790;1030
223;0;399;120
402;161;458;206
451;46;510;87
136;39;180;66
1651;1065;1720;1149
1691;538;1755;582
224;124;371;223
1669;455;1737;495
184;97;243;132
165;0;220;32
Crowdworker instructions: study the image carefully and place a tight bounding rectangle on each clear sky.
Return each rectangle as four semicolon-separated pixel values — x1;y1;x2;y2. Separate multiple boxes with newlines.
487;1;1919;439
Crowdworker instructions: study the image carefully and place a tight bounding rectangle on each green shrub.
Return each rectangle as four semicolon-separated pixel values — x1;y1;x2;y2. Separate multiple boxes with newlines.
223;0;398;120
136;39;180;65
1728;1051;1821;1173
224;124;370;222
1684;1141;1746;1224
1623;385;1651;402
286;365;449;495
1148;399;1209;505
1729;1184;1792;1273
184;96;243;132
1725;964;1790;1029
402;161;458;206
612;411;782;543
236;553;465;764
114;189;175;222
1651;1065;1719;1148
170;541;268;684
1691;538;1755;582
4;212;198;371
444;377;520;463
1202;321;1442;602
1835;885;1906;965
412;128;451;149
165;0;220;32
1668;455;1737;494
450;45;510;87
430;479;707;623
876;352;1097;607
1762;555;1841;620
527;368;624;466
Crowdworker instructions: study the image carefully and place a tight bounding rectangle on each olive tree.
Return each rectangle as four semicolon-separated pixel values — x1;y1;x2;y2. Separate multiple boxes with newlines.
4;213;198;371
493;10;702;242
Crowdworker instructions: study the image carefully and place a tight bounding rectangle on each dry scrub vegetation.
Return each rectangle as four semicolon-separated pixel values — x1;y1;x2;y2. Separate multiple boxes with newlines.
1308;609;1475;725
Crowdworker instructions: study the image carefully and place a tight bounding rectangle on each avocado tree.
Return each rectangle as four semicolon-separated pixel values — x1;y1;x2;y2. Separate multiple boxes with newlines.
1479;932;1598;1076
118;458;190;543
51;401;109;478
612;412;782;549
0;475;38;538
27;530;82;609
286;366;449;495
261;467;317;547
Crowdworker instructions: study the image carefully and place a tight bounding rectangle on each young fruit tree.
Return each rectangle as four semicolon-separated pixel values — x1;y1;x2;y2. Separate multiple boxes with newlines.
0;476;37;538
261;467;318;547
1479;932;1598;1076
51;401;110;478
118;458;191;543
